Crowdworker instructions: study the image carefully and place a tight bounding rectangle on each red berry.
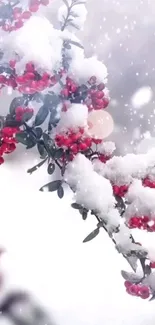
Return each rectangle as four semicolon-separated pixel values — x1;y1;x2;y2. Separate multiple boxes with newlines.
124;281;132;288
84;138;92;147
15;106;24;114
40;0;49;5
0;75;6;83
9;60;16;69
138;286;150;299
88;76;97;84
0;156;4;165
70;143;78;154
8;143;16;152
94;98;104;107
70;133;81;142
29;4;39;12
98;83;105;91
102;97;109;108
128;284;139;296
25;62;35;72
42;72;50;80
63;138;72;147
78;142;88;151
96;91;104;99
16;76;26;84
15;20;23;28
1;127;15;137
142;216;150;223
22;11;32;19
150;262;155;268
99;154;108;163
92;138;102;144
24;72;35;81
30;80;38;90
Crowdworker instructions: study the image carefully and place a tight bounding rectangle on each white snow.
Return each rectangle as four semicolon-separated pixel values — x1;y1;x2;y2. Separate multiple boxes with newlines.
56;103;88;132
64;153;115;213
94;149;155;185
97;141;116;155
69;56;108;84
125;180;155;219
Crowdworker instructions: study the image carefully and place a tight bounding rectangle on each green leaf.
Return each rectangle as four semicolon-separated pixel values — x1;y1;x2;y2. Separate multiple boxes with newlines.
47;163;55;175
39;180;62;192
26;137;37;149
57;185;64;199
68;40;84;49
27;158;48;174
16;131;29;145
71;203;82;210
21;110;34;122
83;228;100;243
34;127;43;139
35;106;49;126
54;148;64;159
149;294;155;302
80;209;88;220
37;142;46;158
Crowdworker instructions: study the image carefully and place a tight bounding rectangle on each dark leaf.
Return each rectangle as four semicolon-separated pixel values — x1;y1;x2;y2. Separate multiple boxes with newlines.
34;127;43;139
37;142;46;158
121;270;142;283
54;148;64;159
40;180;62;192
9;97;25;115
16;131;29;145
48;94;61;110
21;110;34;122
27;158;48;174
35;106;49;126
81;209;88;220
49;110;60;127
57;185;64;199
47;163;55;175
149;293;155;302
126;256;138;273
71;203;82;210
43;133;54;147
26;137;37;149
62;0;69;8
83;228;100;243
144;264;151;276
61;164;66;176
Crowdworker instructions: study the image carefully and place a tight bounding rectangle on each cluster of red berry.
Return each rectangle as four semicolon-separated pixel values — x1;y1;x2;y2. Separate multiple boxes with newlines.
0;62;62;94
98;154;111;163
0;127;19;164
143;177;155;188
55;128;92;155
112;184;129;197
85;77;109;111
61;77;78;99
128;216;155;232
124;281;150;299
1;0;49;32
